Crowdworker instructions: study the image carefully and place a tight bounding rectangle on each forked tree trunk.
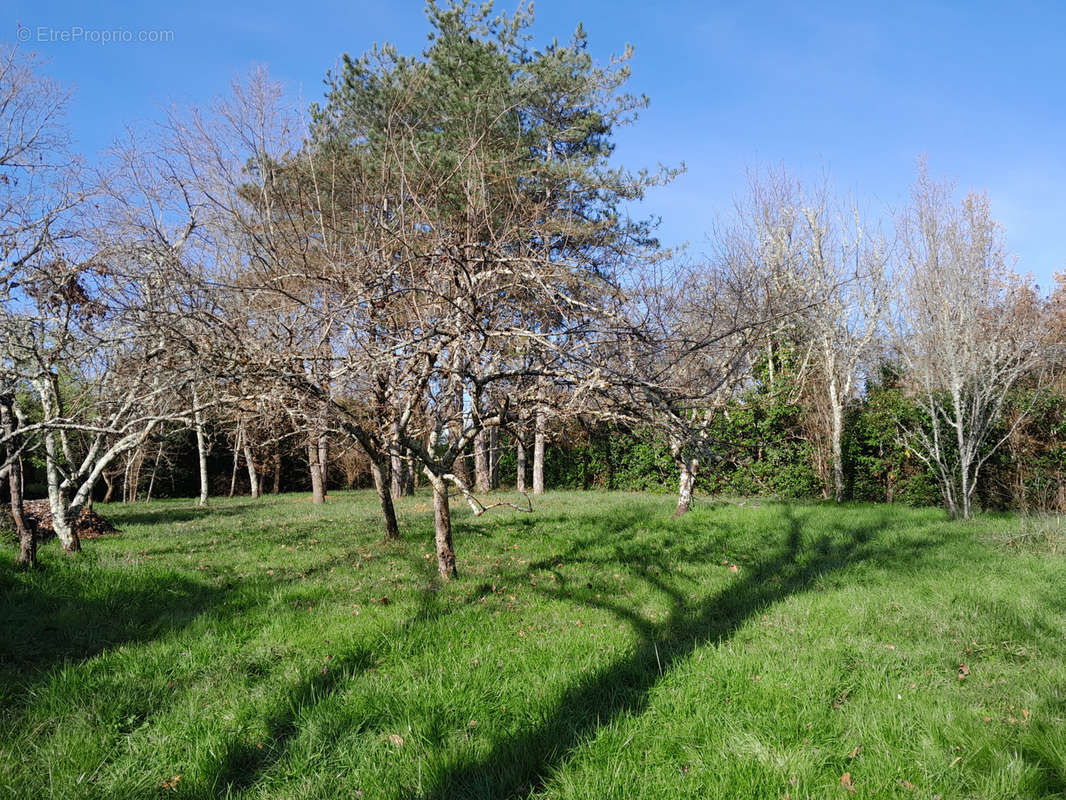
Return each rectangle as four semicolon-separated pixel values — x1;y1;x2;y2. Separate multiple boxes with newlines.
192;386;209;506
370;457;401;541
102;472;116;503
474;430;491;492
49;501;81;553
42;430;81;553
533;407;546;495
1;396;35;567
428;472;457;579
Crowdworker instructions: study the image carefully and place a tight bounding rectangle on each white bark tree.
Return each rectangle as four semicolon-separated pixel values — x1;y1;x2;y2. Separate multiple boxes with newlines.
894;168;1046;519
757;172;890;503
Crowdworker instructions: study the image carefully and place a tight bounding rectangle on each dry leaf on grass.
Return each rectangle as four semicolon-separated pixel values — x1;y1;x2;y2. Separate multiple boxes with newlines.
160;775;182;790
840;772;855;793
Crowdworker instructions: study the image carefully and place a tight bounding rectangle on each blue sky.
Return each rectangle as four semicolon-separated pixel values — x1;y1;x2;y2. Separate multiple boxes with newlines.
8;1;1066;288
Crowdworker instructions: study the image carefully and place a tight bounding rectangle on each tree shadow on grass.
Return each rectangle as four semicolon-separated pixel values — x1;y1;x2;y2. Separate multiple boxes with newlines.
419;504;934;799
101;502;264;528
0;564;226;689
190;644;379;800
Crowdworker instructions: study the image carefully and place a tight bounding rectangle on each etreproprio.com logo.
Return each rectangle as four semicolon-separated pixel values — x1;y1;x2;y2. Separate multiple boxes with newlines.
17;25;175;44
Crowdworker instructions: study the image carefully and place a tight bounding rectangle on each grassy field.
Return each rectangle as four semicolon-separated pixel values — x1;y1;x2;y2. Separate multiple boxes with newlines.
1;491;1064;799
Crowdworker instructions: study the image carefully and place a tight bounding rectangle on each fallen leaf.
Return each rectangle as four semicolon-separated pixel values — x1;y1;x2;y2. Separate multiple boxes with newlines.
840;771;855;793
729;564;739;573
848;746;861;759
160;775;182;790
388;734;404;748
900;779;916;790
957;663;970;681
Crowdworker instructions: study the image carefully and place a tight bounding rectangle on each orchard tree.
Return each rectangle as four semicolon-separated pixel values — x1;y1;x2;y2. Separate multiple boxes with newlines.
301;0;672;573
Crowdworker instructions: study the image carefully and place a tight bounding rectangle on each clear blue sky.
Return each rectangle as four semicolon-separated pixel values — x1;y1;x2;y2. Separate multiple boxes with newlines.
8;0;1066;289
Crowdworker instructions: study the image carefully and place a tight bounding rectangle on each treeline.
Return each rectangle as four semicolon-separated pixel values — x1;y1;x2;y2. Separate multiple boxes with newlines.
2;1;1063;577
36;344;1064;517
540;370;1066;513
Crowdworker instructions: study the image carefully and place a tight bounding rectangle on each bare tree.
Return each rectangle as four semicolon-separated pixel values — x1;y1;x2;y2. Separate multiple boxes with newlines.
757;172;890;502
893;168;1046;519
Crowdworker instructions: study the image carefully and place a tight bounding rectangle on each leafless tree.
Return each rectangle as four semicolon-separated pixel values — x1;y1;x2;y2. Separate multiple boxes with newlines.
893;167;1047;519
755;171;890;502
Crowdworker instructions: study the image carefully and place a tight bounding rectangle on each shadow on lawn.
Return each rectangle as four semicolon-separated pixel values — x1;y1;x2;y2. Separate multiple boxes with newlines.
194;643;380;800
0;562;227;702
419;504;928;800
101;501;261;528
0;498;948;799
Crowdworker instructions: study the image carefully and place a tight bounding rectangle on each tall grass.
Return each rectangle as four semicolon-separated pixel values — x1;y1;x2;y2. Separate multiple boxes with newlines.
1;492;1063;798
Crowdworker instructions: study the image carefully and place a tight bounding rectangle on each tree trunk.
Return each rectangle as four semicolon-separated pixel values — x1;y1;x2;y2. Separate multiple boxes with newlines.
145;440;164;503
673;453;698;517
954;401;972;520
829;382;845;503
244;440;259;499
516;433;527;492
533;407;546;495
429;473;457;579
402;448;414;496
318;434;329;496
272;444;282;494
102;472;115;504
126;446;143;503
370;457;401;541
474;430;491;492
42;430;81;553
488;425;499;489
1;395;35;567
450;389;470;488
390;421;405;499
229;425;242;498
308;442;325;504
10;461;35;567
193;386;209;506
50;501;81;553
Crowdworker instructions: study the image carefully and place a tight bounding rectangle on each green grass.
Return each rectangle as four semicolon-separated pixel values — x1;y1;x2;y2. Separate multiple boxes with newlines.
1;491;1064;799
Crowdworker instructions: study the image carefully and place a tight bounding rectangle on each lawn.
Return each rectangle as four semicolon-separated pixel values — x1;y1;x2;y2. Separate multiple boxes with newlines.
1;491;1064;799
